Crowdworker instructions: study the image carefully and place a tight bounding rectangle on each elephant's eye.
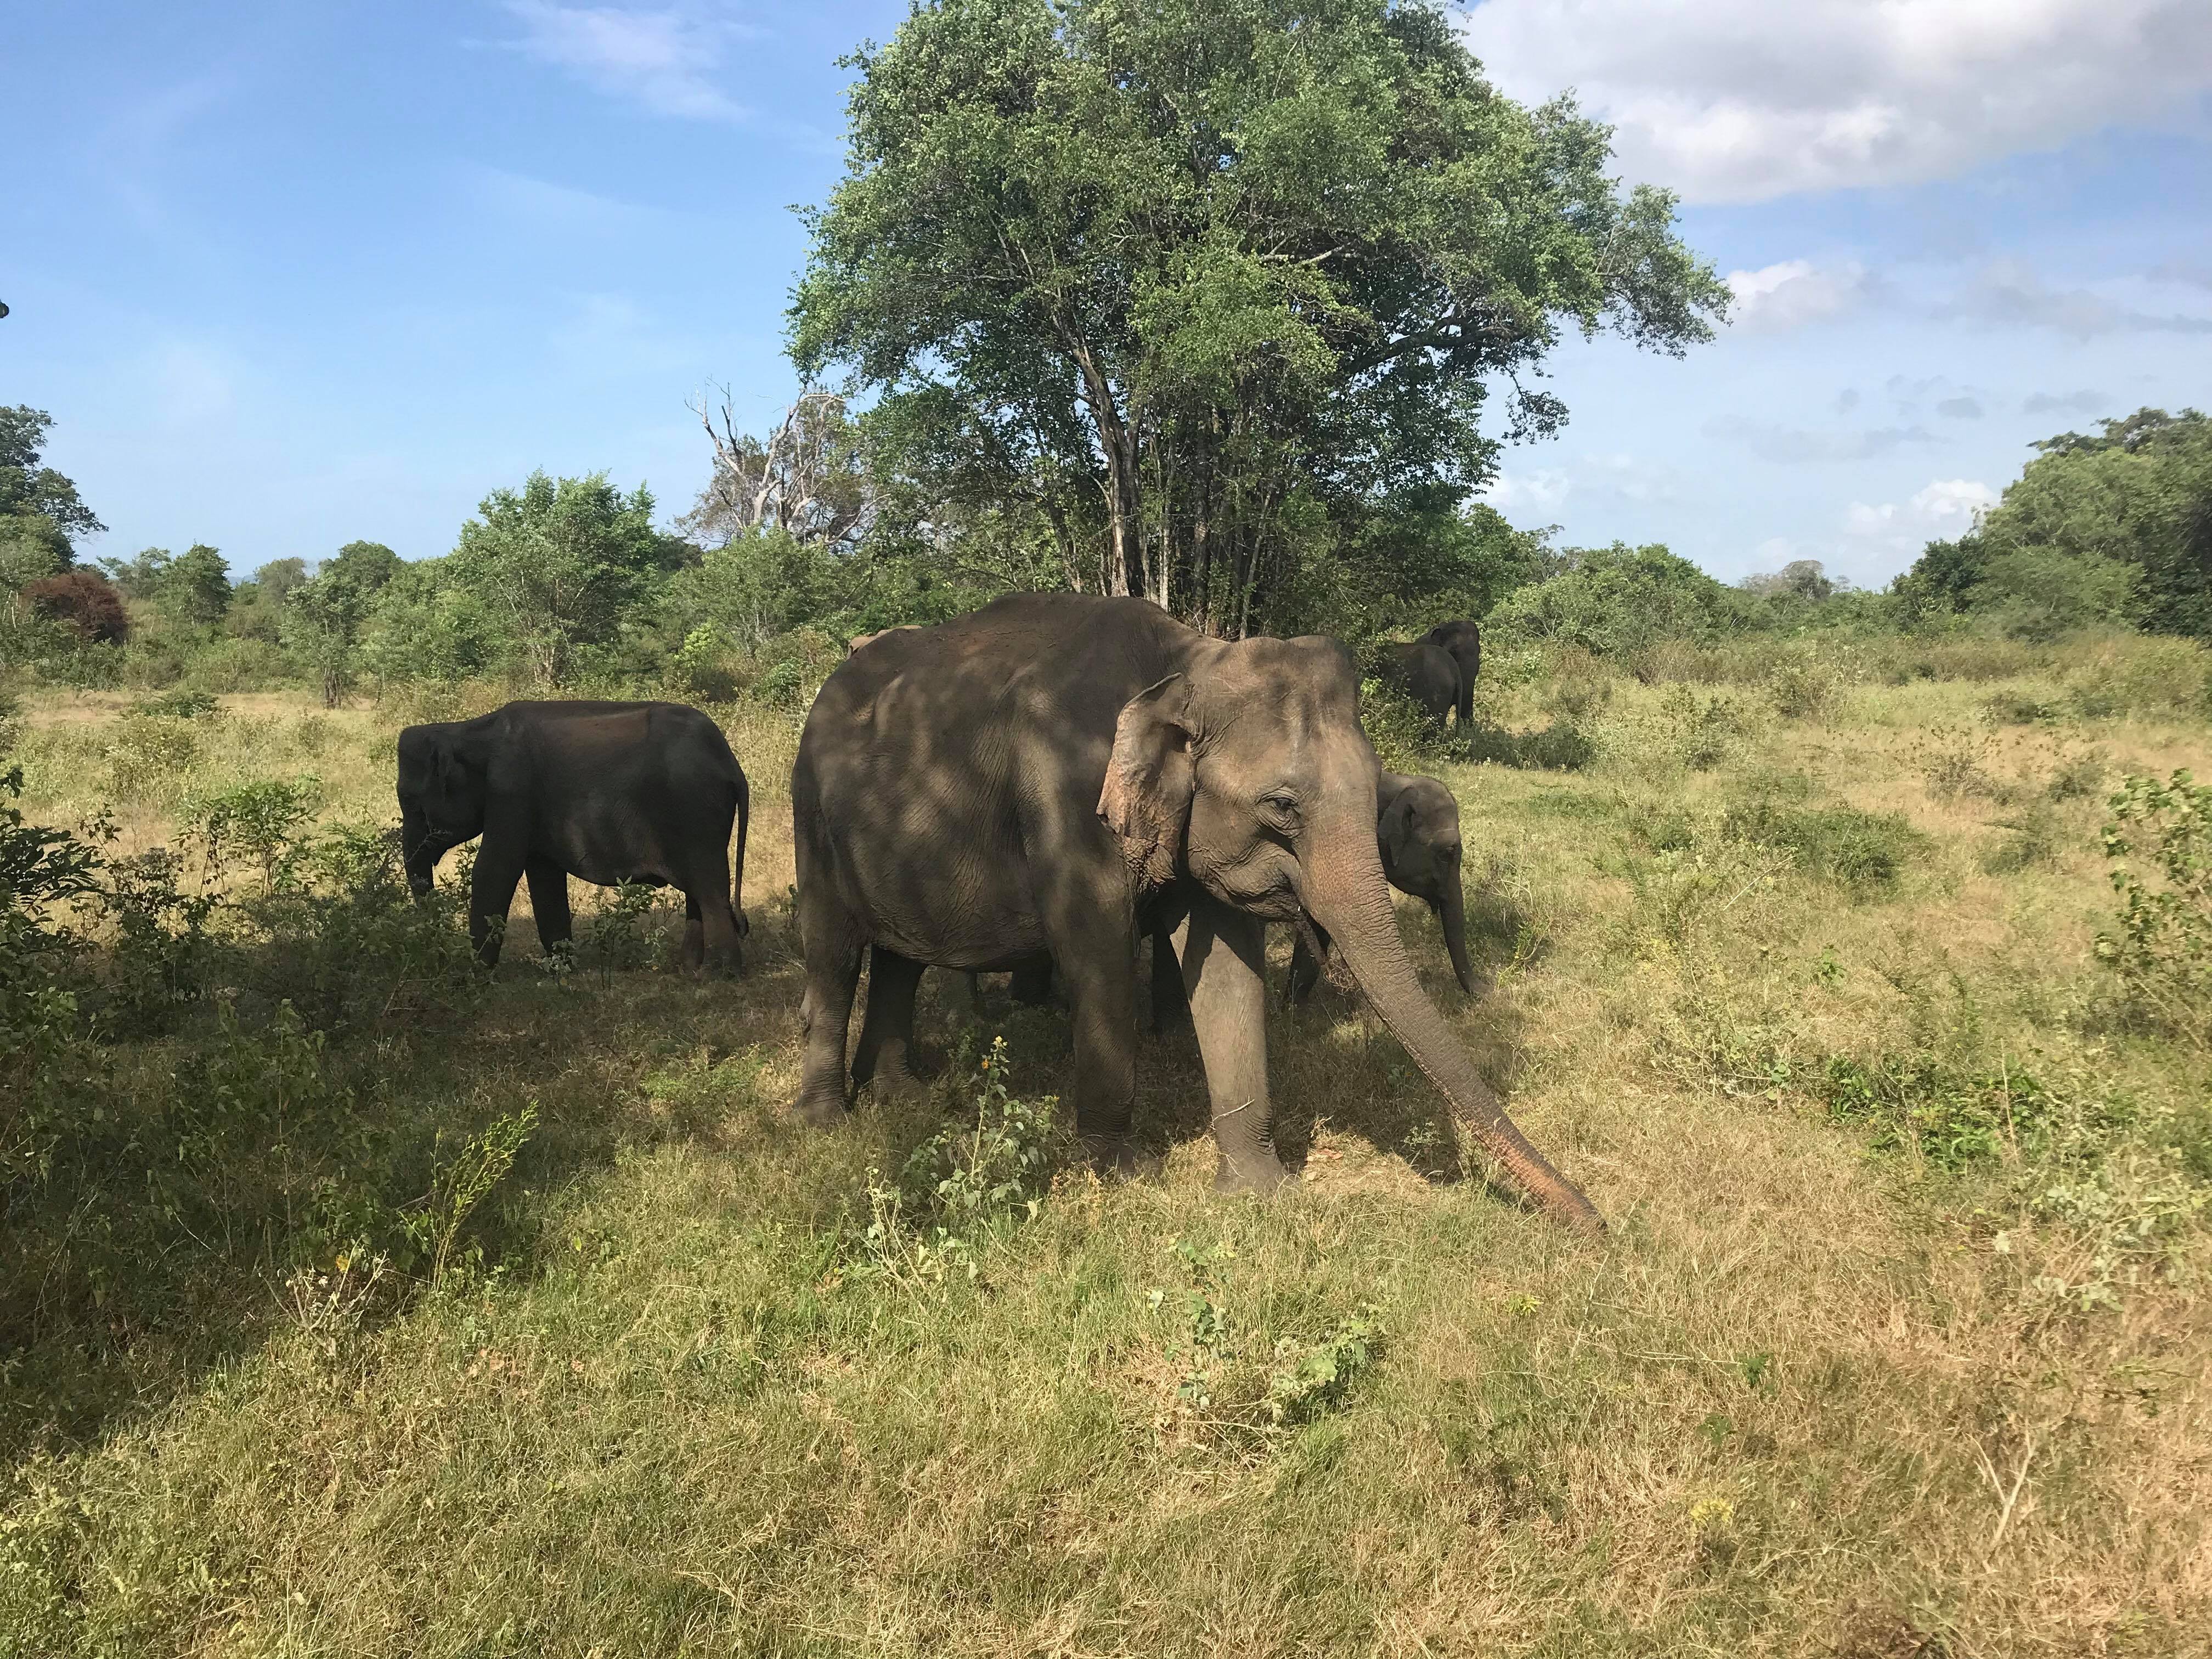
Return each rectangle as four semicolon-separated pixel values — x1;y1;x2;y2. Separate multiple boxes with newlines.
1259;791;1301;821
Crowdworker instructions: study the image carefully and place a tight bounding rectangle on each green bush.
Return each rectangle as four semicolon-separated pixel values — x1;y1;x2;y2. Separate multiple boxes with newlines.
1720;798;1930;897
2095;771;2212;1051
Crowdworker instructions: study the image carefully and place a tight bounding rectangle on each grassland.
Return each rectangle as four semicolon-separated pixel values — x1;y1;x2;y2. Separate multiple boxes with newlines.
3;633;2210;1657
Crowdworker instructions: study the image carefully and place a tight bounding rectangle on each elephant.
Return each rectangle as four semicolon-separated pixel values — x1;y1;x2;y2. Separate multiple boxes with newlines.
1289;770;1477;1003
1376;638;1460;721
789;592;1600;1229
1421;619;1482;726
398;700;749;971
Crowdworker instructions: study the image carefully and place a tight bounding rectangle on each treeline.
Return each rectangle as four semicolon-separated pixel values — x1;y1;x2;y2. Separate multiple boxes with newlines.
4;397;2211;712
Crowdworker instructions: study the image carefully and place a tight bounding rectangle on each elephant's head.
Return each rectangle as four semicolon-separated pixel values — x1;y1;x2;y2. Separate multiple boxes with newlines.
396;723;486;897
1378;772;1478;997
1098;637;1600;1231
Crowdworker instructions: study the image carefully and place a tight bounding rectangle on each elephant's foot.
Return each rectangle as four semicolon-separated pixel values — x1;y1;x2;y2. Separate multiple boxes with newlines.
858;1057;923;1101
1082;1133;1161;1183
1213;1150;1293;1195
700;944;744;978
792;1084;848;1128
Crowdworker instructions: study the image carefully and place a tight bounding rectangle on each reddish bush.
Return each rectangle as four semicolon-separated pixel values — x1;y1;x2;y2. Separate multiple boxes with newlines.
22;569;131;644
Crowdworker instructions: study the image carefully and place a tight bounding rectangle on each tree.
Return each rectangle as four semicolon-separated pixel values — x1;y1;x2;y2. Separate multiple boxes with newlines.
680;388;875;551
1740;560;1838;602
251;558;310;605
22;569;129;644
161;544;232;627
1485;543;1749;657
281;540;403;706
1893;408;2210;639
447;473;677;685
0;405;104;564
790;0;1727;636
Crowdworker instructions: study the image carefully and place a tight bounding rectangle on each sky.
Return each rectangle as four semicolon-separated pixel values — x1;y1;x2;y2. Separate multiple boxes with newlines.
3;1;2210;591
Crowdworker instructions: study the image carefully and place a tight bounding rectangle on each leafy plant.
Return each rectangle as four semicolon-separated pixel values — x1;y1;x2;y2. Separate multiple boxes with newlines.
182;775;323;887
2095;770;2212;1050
853;1037;1060;1286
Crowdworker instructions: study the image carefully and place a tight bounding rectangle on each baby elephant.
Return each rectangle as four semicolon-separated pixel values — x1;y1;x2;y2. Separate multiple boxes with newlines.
1289;771;1476;1002
397;700;749;970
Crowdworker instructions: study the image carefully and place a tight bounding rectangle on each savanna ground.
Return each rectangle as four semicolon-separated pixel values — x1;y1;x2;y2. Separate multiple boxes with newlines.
3;633;2210;1657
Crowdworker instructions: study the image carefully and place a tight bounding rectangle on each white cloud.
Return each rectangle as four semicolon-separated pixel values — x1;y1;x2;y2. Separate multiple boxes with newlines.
1843;477;1996;549
1483;468;1572;510
1724;259;1872;331
1911;478;1998;524
1461;0;2212;202
1938;260;2212;339
2021;390;2108;416
503;2;755;122
1706;415;1937;464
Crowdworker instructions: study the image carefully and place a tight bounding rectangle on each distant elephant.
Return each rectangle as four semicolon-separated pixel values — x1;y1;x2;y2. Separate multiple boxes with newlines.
1376;638;1459;721
398;701;749;971
1421;619;1482;726
790;591;1599;1228
1290;771;1477;1002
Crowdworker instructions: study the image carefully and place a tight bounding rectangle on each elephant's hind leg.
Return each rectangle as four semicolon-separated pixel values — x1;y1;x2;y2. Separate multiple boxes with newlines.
681;895;706;972
851;947;925;1098
794;878;863;1125
525;856;573;958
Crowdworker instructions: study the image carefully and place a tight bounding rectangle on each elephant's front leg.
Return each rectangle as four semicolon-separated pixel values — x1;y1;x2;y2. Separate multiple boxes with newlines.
1174;895;1289;1193
1054;926;1143;1174
469;840;528;967
525;856;572;957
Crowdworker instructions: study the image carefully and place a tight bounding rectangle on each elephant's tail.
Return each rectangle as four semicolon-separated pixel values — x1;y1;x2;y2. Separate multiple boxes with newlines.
731;771;751;936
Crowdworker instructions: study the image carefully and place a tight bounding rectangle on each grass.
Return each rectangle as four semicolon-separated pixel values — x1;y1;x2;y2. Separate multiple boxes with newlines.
3;636;2211;1657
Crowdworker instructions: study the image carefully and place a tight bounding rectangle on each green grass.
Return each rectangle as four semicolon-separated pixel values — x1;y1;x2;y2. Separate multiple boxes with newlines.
4;639;2211;1657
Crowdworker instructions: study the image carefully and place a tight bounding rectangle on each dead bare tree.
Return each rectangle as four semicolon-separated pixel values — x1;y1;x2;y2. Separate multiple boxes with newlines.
679;385;876;551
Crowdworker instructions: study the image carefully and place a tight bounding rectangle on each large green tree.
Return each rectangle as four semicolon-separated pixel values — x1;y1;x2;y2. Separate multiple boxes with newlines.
1894;408;2212;640
282;540;403;706
448;473;679;685
791;0;1726;635
1;405;104;569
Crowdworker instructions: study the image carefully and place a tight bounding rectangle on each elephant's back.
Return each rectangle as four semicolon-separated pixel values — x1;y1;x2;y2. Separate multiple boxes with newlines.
793;594;1186;958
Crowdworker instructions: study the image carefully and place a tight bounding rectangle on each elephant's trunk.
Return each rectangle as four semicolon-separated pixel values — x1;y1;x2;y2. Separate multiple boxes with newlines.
1304;840;1602;1233
1435;869;1478;997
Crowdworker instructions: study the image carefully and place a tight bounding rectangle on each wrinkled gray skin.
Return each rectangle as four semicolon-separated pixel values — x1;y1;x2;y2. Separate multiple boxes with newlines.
1421;619;1482;726
1289;771;1477;1002
398;701;749;971
790;592;1600;1229
1379;638;1460;721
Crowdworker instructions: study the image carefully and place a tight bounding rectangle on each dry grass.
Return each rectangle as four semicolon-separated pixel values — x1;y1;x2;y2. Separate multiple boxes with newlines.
4;646;2210;1657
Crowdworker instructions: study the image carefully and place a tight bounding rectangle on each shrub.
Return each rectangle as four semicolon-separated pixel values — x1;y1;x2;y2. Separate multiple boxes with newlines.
21;569;129;645
182;776;324;887
1765;653;1843;721
2095;771;2212;1051
1721;798;1930;897
851;1037;1061;1287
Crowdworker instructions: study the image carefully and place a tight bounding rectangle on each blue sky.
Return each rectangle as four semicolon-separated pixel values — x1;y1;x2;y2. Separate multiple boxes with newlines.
4;1;2210;591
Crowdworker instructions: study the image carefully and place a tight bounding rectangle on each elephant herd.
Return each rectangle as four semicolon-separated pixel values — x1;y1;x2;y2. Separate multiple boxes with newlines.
397;595;1601;1232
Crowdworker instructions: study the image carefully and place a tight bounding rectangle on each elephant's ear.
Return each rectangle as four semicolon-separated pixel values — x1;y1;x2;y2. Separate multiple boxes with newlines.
1376;781;1421;883
435;741;469;793
1099;674;1194;887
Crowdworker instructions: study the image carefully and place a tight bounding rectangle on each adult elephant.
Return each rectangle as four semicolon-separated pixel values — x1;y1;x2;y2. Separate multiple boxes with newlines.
1290;771;1477;1002
1376;638;1459;721
398;701;749;971
790;593;1600;1229
1421;619;1482;726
